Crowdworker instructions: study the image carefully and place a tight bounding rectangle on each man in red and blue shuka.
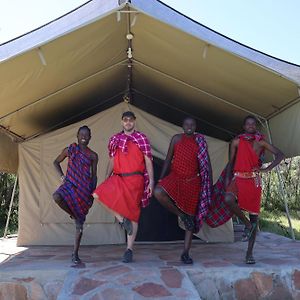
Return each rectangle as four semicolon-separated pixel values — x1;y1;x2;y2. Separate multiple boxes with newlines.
53;126;98;264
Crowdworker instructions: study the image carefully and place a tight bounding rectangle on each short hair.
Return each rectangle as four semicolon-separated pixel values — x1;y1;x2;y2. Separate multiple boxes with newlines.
77;125;91;135
243;115;257;125
182;116;196;124
121;111;136;119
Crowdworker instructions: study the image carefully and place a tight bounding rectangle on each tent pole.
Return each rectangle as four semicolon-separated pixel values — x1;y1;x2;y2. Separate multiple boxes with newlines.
265;120;295;241
3;175;18;238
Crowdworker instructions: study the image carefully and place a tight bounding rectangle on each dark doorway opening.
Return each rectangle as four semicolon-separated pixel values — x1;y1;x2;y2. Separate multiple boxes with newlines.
136;157;185;241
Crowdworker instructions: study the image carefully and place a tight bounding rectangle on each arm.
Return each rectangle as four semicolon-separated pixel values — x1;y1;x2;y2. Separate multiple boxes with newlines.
91;152;98;190
159;135;180;180
53;148;68;182
105;157;114;179
145;155;154;196
259;140;285;172
225;138;239;187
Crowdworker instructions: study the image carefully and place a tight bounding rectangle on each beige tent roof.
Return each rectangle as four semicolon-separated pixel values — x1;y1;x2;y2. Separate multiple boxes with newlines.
1;0;300;173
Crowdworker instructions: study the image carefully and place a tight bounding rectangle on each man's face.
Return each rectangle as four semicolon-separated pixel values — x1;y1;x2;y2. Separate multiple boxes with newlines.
182;118;196;135
77;129;91;146
122;116;135;132
243;118;257;134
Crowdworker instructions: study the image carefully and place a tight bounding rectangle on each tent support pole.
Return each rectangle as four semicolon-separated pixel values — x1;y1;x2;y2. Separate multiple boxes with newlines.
265;120;295;241
3;175;18;238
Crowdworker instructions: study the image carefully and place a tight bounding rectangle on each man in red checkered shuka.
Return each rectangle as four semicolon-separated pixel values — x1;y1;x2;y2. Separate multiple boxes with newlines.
154;117;213;264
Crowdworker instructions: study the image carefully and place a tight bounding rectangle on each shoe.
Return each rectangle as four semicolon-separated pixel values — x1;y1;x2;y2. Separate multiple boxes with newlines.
122;249;133;263
241;223;257;242
180;214;195;231
71;252;82;264
181;252;193;264
245;254;256;264
119;218;133;235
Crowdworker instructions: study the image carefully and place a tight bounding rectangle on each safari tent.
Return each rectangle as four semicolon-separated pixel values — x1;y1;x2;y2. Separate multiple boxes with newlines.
0;0;299;245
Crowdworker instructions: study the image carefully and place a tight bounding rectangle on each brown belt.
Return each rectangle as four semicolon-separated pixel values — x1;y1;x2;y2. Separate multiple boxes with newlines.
115;171;143;177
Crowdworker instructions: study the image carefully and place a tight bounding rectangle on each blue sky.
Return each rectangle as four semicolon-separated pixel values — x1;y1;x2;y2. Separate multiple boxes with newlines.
0;0;299;64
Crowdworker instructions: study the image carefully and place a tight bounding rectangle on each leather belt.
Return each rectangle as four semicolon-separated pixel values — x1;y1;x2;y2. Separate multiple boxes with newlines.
115;171;143;177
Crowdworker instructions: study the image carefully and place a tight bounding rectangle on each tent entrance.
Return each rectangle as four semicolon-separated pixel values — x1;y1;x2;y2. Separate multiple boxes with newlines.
136;157;185;242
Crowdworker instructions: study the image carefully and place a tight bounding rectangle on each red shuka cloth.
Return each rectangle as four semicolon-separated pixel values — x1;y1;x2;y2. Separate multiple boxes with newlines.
158;135;201;216
233;138;262;214
94;141;145;222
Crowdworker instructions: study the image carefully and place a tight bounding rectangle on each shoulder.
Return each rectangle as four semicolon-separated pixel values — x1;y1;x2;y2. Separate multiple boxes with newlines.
171;134;182;143
231;137;239;146
134;131;150;141
90;150;98;160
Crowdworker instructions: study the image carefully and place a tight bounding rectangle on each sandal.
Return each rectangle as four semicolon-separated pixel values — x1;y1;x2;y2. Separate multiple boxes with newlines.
181;252;193;264
119;218;133;235
245;254;256;264
241;223;257;242
180;214;195;231
71;252;82;264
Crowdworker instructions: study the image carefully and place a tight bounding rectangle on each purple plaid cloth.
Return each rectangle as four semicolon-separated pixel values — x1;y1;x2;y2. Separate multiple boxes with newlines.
108;131;152;208
194;134;213;231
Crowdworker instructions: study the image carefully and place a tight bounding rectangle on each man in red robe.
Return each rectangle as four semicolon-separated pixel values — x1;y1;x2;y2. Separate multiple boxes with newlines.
154;117;213;264
93;111;154;263
225;115;284;264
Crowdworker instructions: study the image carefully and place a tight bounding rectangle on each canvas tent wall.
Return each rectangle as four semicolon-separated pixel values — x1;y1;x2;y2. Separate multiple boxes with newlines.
17;103;232;245
0;0;300;244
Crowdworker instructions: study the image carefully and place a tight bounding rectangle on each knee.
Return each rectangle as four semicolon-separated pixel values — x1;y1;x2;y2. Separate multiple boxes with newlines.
75;221;83;233
153;186;163;200
53;193;62;204
224;193;235;206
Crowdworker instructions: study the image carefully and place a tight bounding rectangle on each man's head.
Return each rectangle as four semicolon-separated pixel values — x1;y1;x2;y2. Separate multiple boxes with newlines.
243;115;257;134
182;117;196;136
121;111;136;133
77;126;91;146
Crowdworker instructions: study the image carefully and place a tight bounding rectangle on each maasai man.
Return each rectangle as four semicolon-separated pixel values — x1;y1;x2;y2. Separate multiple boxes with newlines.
225;115;284;264
154;117;213;264
93;111;154;263
53;126;98;264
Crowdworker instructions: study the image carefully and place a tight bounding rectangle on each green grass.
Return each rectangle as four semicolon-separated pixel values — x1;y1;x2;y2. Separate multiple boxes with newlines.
259;209;300;240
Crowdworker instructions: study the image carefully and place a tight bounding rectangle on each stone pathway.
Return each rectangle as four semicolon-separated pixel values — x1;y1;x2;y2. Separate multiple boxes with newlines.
0;232;300;299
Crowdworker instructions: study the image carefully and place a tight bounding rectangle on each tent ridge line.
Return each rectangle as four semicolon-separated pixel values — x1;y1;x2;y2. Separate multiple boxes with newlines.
267;95;300;120
24;91;125;142
132;88;236;137
133;59;266;121
0;59;127;123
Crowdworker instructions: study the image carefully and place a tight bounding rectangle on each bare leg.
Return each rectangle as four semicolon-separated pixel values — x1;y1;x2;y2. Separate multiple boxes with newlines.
154;186;184;217
127;221;138;250
183;230;193;253
53;192;75;218
224;193;251;229
72;221;83;264
246;214;258;264
122;221;138;263
181;230;194;264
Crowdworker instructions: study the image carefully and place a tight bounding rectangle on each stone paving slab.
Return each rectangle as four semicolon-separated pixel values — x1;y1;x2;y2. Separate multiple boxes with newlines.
0;232;300;299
